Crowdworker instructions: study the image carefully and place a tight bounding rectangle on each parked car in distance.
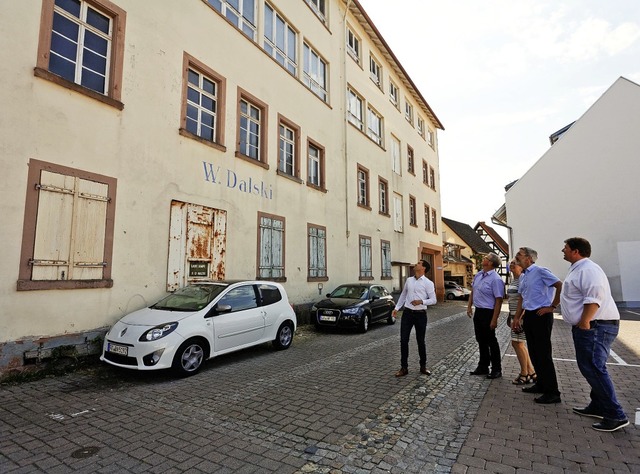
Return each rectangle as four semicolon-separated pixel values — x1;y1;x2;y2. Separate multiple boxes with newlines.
101;281;297;376
311;283;395;333
444;281;470;300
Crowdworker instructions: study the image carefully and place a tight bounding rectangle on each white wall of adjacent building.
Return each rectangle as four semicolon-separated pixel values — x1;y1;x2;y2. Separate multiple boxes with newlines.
505;77;640;305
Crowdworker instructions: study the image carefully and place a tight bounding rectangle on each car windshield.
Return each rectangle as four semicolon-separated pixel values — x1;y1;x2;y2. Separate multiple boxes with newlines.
150;284;227;312
330;285;368;299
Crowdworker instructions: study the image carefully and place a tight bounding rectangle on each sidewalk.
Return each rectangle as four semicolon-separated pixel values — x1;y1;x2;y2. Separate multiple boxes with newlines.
452;312;640;473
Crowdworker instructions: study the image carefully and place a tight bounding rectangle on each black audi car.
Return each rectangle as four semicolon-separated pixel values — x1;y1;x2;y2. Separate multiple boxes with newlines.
311;284;396;333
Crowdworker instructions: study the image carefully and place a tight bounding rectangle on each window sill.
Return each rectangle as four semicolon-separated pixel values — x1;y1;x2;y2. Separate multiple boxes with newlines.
179;129;226;152
357;203;372;211
34;68;124;110
276;170;303;184
235;152;269;170
306;182;327;193
17;279;114;291
307;276;329;282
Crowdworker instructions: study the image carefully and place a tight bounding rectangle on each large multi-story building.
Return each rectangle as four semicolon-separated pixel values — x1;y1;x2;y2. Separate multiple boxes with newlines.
0;0;444;371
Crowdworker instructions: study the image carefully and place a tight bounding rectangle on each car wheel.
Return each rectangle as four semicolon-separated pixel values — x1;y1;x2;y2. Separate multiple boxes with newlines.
446;292;455;300
172;339;207;377
273;321;294;350
387;312;396;325
359;313;370;333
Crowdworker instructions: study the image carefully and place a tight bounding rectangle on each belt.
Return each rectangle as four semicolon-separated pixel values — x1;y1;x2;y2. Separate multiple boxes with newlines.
590;320;619;328
404;307;426;313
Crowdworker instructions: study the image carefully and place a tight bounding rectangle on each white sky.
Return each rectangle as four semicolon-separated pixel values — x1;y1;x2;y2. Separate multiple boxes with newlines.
357;0;640;229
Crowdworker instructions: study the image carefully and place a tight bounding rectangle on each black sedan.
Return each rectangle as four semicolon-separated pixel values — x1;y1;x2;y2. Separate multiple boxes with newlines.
311;284;396;333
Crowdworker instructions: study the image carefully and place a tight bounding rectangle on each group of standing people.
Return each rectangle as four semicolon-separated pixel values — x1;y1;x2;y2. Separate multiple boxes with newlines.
394;238;629;433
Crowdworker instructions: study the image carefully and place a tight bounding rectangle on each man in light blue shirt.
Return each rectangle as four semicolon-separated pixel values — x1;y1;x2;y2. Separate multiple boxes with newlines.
513;247;562;404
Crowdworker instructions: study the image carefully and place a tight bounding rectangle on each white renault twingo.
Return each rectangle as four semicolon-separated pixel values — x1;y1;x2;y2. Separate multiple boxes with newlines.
101;281;296;376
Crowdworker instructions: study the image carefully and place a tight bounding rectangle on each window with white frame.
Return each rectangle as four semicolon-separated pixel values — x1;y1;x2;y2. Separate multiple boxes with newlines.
367;106;383;145
347;88;364;130
258;212;285;279
417;116;425;138
429;166;436;190
357;165;370;208
36;0;126;106
346;26;360;63
424;204;431;232
422;160;429;185
409;196;417;226
305;0;326;22
308;224;327;279
405;100;414;125
278;121;297;177
378;177;389;215
183;56;224;144
18;159;116;291
391;135;401;175
389;81;399;108
303;43;328;102
307;140;325;189
427;127;435;148
381;240;391;279
206;0;257;40
393;193;403;232
264;4;297;75
239;95;264;161
369;55;382;88
359;235;372;279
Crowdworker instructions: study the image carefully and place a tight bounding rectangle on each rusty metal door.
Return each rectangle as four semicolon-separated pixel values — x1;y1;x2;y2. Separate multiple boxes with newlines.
167;200;227;291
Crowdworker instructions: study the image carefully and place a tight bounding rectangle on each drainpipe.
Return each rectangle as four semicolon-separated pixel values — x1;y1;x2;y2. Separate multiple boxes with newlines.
342;0;353;240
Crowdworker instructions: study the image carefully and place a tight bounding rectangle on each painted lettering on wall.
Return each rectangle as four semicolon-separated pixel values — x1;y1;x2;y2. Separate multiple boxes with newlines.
202;161;273;200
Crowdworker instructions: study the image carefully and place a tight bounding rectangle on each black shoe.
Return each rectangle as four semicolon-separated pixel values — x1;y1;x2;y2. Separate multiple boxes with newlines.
592;419;629;432
486;371;502;379
420;366;431;376
470;368;489;376
534;394;561;404
573;407;604;420
522;384;543;393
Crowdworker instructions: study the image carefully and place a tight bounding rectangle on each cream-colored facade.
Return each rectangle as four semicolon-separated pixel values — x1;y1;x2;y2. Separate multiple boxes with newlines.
0;0;443;370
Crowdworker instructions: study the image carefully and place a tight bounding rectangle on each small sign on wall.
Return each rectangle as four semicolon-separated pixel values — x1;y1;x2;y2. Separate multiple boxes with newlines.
189;262;209;277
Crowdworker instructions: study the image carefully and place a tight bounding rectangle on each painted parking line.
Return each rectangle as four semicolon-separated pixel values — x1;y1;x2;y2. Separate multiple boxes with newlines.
505;353;640;368
623;310;640;316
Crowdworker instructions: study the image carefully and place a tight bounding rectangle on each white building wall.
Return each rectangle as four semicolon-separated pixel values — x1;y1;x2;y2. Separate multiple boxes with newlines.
506;77;640;304
0;0;444;367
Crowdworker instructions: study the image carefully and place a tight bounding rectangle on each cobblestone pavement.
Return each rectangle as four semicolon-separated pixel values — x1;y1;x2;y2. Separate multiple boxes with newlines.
1;301;638;473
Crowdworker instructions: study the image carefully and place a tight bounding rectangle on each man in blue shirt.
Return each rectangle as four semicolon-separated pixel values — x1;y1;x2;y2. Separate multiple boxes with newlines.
513;247;563;404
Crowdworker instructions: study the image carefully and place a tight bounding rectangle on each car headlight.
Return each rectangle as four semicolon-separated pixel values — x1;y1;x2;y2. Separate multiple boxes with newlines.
342;307;360;315
139;322;178;342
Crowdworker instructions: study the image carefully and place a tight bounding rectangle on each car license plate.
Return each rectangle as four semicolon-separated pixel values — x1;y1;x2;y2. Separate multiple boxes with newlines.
107;343;128;356
319;315;336;322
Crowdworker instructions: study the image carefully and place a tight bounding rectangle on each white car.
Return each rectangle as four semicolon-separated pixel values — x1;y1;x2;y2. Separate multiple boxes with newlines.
101;281;297;376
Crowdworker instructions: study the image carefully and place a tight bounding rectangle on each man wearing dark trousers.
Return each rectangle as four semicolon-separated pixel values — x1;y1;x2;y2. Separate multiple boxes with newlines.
513;247;563;404
560;237;629;432
393;260;437;377
467;253;505;379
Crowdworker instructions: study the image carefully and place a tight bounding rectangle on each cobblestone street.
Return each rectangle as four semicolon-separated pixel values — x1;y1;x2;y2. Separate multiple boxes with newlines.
1;302;638;473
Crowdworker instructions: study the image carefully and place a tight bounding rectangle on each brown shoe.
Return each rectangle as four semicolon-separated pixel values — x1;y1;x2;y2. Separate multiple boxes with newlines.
395;368;408;377
420;367;431;376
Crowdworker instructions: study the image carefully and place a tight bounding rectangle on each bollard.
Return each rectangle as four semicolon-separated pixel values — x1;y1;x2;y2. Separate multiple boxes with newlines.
636;408;640;426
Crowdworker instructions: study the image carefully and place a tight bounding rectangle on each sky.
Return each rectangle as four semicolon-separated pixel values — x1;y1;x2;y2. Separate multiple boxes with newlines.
357;0;640;230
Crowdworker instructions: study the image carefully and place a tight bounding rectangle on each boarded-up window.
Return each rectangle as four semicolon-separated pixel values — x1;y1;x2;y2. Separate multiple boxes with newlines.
308;224;326;279
18;160;116;290
359;235;372;279
258;212;285;280
393;193;403;232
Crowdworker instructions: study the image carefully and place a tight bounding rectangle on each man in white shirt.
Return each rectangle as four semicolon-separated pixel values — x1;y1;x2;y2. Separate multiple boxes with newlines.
393;260;437;377
560;237;629;432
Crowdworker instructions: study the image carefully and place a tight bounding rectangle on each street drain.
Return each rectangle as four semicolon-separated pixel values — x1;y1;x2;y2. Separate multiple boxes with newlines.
71;446;100;458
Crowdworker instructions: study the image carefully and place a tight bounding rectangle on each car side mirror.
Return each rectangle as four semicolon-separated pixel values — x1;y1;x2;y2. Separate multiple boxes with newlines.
205;304;232;318
326;293;331;298
370;295;379;301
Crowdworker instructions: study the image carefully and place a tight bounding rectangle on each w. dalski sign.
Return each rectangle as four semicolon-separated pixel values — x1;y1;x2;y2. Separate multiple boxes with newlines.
202;161;273;200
